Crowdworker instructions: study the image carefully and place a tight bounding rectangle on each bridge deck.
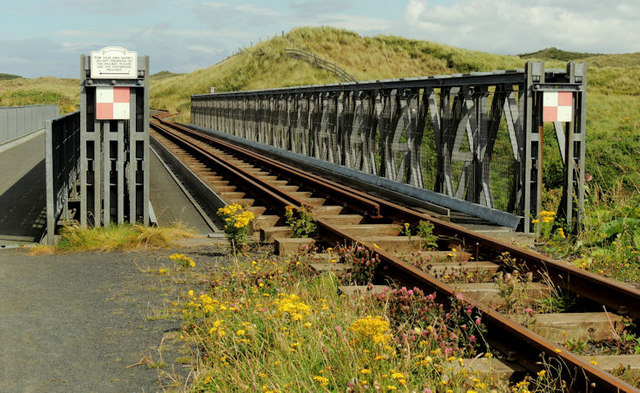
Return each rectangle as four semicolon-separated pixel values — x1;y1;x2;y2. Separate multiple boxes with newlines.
0;133;46;245
149;150;212;233
0;131;213;247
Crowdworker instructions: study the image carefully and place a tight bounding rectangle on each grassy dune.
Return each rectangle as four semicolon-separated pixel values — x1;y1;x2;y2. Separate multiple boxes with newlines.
0;73;21;81
149;27;639;113
150;27;640;190
150;27;555;117
1;27;638;189
0;76;79;114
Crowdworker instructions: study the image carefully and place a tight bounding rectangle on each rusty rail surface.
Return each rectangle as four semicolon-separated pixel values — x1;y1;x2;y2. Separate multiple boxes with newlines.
150;116;639;393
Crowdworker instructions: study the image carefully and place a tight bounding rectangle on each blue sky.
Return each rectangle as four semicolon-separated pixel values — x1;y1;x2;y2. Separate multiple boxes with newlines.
1;0;639;78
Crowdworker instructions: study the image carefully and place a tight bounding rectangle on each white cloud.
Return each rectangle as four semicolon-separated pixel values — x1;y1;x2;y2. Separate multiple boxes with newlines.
289;0;353;16
185;45;226;55
186;1;391;38
158;29;255;40
52;0;163;14
307;14;392;32
55;30;130;39
400;0;640;54
0;38;76;77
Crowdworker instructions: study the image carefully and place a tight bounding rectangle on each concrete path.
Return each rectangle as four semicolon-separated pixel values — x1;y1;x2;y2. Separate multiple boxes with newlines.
0;248;201;393
149;152;212;234
0;133;44;196
0;134;46;244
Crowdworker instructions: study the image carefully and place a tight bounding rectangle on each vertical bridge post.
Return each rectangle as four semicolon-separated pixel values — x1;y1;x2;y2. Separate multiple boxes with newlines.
79;46;149;228
191;63;585;233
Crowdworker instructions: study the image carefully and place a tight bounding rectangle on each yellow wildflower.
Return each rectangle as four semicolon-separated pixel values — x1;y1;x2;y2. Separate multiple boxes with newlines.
274;294;311;321
312;376;329;387
350;316;390;344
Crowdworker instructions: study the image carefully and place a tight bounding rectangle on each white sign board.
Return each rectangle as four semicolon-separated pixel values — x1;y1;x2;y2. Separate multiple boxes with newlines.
90;46;138;79
542;91;573;123
96;86;130;120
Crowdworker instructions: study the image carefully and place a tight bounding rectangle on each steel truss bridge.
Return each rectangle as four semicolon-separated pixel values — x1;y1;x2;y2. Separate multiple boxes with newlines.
191;62;586;232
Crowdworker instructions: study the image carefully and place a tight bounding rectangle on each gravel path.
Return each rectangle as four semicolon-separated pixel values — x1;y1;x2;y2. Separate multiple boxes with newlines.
0;242;235;393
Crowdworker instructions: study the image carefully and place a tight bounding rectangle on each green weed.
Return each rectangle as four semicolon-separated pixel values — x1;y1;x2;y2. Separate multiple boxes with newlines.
284;205;318;238
30;223;195;253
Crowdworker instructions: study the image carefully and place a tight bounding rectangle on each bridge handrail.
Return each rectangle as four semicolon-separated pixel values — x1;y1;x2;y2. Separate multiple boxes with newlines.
192;68;568;99
45;111;80;244
0;105;59;145
284;48;357;83
191;62;586;233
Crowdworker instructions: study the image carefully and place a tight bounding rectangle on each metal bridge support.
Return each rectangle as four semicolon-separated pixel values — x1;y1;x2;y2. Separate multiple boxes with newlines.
79;47;149;228
523;62;587;233
45;111;81;245
0;105;59;145
191;62;586;233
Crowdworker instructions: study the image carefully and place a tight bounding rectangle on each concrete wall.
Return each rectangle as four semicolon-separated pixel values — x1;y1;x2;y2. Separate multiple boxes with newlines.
0;105;59;145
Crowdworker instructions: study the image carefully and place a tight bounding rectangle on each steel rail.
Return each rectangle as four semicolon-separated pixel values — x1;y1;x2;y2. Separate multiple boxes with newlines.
155;117;383;218
190;73;525;97
316;220;638;393
153;118;638;393
163;118;640;321
191;68;578;99
150;120;305;211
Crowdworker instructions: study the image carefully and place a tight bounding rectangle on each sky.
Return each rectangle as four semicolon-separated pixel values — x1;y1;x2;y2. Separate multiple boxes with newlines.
1;0;639;78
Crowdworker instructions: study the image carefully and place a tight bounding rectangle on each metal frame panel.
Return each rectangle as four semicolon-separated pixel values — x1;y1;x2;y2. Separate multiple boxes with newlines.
45;111;80;244
191;62;586;233
0;105;57;145
79;50;149;228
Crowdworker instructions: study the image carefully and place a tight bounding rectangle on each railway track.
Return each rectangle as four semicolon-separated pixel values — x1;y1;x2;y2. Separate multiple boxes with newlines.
150;115;640;392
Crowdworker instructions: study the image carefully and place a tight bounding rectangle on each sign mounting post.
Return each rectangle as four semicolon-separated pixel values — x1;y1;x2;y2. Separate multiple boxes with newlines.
80;46;150;228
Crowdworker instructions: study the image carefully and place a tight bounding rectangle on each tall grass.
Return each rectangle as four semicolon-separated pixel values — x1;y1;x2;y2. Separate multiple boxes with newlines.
30;223;196;254
2;26;638;196
0;73;21;81
179;253;567;392
0;76;79;113
148;27;640;195
537;181;640;283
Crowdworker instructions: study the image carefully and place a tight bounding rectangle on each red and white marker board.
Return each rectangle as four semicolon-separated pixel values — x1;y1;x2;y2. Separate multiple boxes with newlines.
96;86;130;120
542;91;572;122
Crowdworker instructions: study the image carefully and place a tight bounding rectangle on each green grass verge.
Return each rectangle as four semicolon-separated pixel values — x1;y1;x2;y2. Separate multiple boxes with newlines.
30;223;196;254
0;73;21;81
0;76;79;113
176;249;579;392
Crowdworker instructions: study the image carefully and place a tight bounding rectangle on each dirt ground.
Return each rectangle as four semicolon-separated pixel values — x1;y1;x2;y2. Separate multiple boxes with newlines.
0;240;249;393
